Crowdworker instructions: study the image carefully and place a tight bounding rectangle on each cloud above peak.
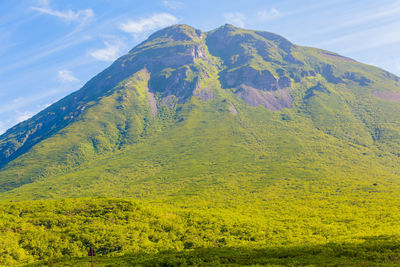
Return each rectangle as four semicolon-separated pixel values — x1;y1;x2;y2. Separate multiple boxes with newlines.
223;12;246;28
257;8;280;21
162;0;184;10
120;13;178;35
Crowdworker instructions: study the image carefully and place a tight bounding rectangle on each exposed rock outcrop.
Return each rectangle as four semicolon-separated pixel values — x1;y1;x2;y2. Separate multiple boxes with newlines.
236;85;292;111
372;91;400;102
220;67;291;92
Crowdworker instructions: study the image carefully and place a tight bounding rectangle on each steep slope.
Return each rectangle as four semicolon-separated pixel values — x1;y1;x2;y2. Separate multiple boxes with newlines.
1;24;400;201
0;25;216;192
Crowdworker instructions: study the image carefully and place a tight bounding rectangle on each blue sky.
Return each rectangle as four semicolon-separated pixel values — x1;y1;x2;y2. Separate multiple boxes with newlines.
1;0;400;134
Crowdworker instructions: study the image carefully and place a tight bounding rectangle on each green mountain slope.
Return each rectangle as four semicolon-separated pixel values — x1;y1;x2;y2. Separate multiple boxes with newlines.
1;24;400;200
2;24;400;265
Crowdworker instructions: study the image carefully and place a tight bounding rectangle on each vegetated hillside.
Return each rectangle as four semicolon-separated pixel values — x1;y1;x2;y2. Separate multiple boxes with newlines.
1;24;400;266
0;24;400;200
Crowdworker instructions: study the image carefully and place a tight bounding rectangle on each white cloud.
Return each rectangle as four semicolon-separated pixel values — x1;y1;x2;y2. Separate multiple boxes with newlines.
223;12;246;28
257;8;280;21
162;0;184;10
16;111;35;123
31;6;94;23
57;69;79;83
89;41;125;62
120;13;178;35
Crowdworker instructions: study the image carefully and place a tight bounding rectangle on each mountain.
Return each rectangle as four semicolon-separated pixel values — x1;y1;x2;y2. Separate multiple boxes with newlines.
1;24;400;200
2;24;400;266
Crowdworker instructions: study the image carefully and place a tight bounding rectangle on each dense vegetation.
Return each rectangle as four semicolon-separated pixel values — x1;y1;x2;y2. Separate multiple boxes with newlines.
27;241;400;266
1;25;400;265
0;197;400;266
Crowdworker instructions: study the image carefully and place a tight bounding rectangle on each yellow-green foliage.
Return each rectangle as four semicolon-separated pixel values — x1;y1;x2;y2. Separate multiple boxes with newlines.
0;197;400;266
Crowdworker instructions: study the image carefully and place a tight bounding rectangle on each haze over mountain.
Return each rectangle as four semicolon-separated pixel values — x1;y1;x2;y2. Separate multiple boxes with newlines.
0;24;400;201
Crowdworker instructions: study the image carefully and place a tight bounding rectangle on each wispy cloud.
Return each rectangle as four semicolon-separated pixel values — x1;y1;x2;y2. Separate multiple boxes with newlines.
0;89;65;114
31;6;94;23
0;84;78;131
31;0;94;24
120;13;178;35
0;87;70;133
223;12;246;28
89;41;125;62
257;8;280;21
315;20;400;53
310;2;400;36
0;106;50;134
162;0;184;10
15;111;35;123
57;69;79;83
0;34;92;75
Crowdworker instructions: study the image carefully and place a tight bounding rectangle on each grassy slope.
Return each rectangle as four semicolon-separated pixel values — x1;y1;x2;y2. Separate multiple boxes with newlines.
1;66;400;201
0;70;154;193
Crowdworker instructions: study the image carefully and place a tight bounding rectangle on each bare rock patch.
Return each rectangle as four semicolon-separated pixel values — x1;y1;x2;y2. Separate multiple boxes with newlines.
372;91;400;102
146;91;157;116
228;104;238;115
236;85;292;111
194;88;214;101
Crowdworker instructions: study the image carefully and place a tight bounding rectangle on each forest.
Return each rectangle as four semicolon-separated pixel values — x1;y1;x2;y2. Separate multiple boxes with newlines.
1;195;400;266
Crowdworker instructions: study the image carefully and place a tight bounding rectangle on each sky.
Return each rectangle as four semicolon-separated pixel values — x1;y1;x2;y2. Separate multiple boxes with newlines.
1;0;400;134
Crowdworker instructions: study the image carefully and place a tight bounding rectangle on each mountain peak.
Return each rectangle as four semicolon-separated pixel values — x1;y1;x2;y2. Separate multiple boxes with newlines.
147;24;203;42
209;24;239;36
220;23;238;29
